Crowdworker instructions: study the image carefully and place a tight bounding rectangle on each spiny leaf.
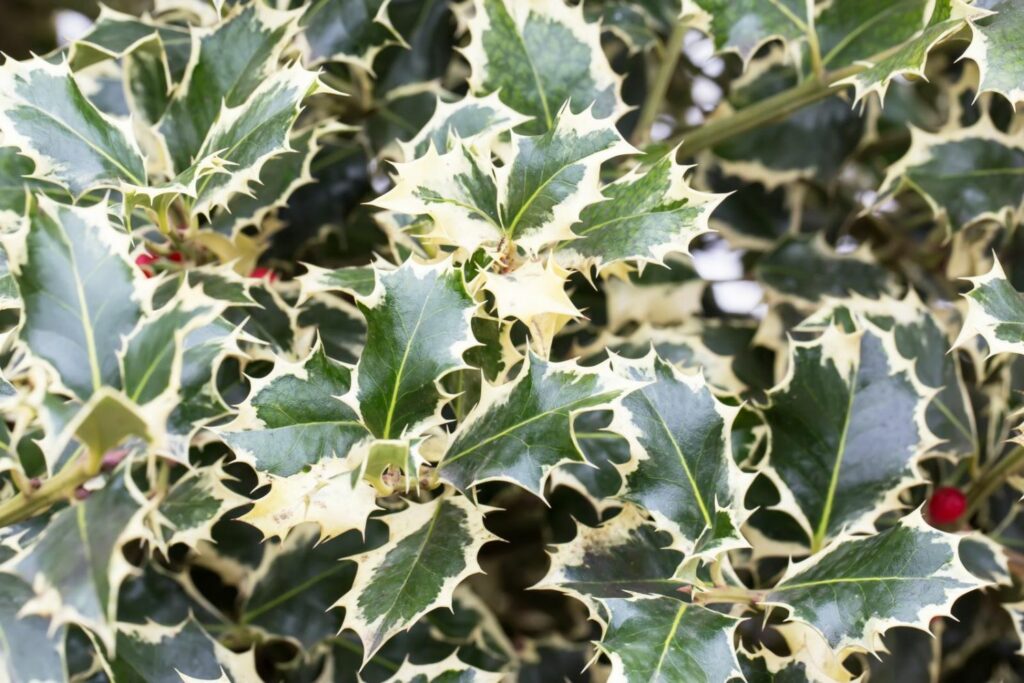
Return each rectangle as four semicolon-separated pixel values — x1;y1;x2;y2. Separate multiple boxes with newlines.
464;0;627;133
374;107;632;253
535;505;685;618
355;259;476;439
0;57;146;196
438;353;632;497
219;344;369;477
0;573;66;683
106;617;259;682
8;198;141;399
963;0;1024;106
765;512;985;653
300;0;404;71
399;92;531;161
881;120;1024;230
156;466;244;549
690;0;809;64
955;257;1024;357
596;596;742;683
5;468;151;652
608;352;749;556
558;151;723;271
761;321;933;550
158;2;299;174
336;495;495;663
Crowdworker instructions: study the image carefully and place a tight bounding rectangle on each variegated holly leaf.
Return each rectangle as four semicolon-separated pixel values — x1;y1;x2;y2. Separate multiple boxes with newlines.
5;469;151;651
158;2;299;174
762;322;932;551
355;260;476;439
596;596;742;683
106;617;259;682
438;353;631;496
299;264;377;299
608;353;749;556
689;0;809;64
956;257;1024;356
70;6;192;80
0;573;66;683
336;495;495;662
120;293;223;409
464;0;627;134
156;466;244;549
481;259;581;355
208;124;328;237
0;147;67;229
374;108;631;253
838;14;969;104
963;0;1024;106
765;512;985;653
219;344;369;476
300;0;404;70
535;505;685;618
238;523;362;649
189;62;323;215
0;57;146;197
8;198;141;399
399;93;531;161
881;121;1024;230
815;0;952;72
240;457;379;542
558;152;723;271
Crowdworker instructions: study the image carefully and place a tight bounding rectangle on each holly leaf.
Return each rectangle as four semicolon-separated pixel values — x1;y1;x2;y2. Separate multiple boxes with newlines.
299;0;404;71
240;457;379;542
238;523;373;649
373;108;632;253
881;120;1024;230
399;92;531;161
438;353;632;497
762;322;933;550
156;466;244;549
558;152;723;271
336;495;495;663
765;512;985;653
536;505;685;617
5;469;151;651
219;344;369;477
0;573;66;683
963;0;1024;106
464;0;627;133
157;3;299;174
690;0;809;64
107;617;259;682
355;260;476;439
9;198;141;399
189;62;323;215
608;353;749;556
0;57;146;197
596;596;742;683
955;257;1024;356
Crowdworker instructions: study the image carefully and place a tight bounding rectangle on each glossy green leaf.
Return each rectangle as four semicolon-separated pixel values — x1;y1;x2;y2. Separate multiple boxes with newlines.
300;0;403;70
438;353;630;496
464;0;627;133
963;0;1024;106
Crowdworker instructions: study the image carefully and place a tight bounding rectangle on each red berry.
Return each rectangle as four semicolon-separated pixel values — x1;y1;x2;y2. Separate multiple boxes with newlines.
928;486;966;524
135;252;157;277
250;267;277;282
167;251;184;263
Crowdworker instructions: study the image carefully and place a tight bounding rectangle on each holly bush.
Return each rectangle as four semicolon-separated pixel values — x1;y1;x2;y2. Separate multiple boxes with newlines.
0;0;1023;680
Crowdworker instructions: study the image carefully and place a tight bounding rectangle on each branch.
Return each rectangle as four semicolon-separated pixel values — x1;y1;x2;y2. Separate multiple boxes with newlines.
632;20;688;146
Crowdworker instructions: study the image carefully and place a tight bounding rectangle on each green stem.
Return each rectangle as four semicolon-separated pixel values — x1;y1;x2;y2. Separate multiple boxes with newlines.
633;20;688;146
673;62;862;158
0;450;96;527
964;445;1024;517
